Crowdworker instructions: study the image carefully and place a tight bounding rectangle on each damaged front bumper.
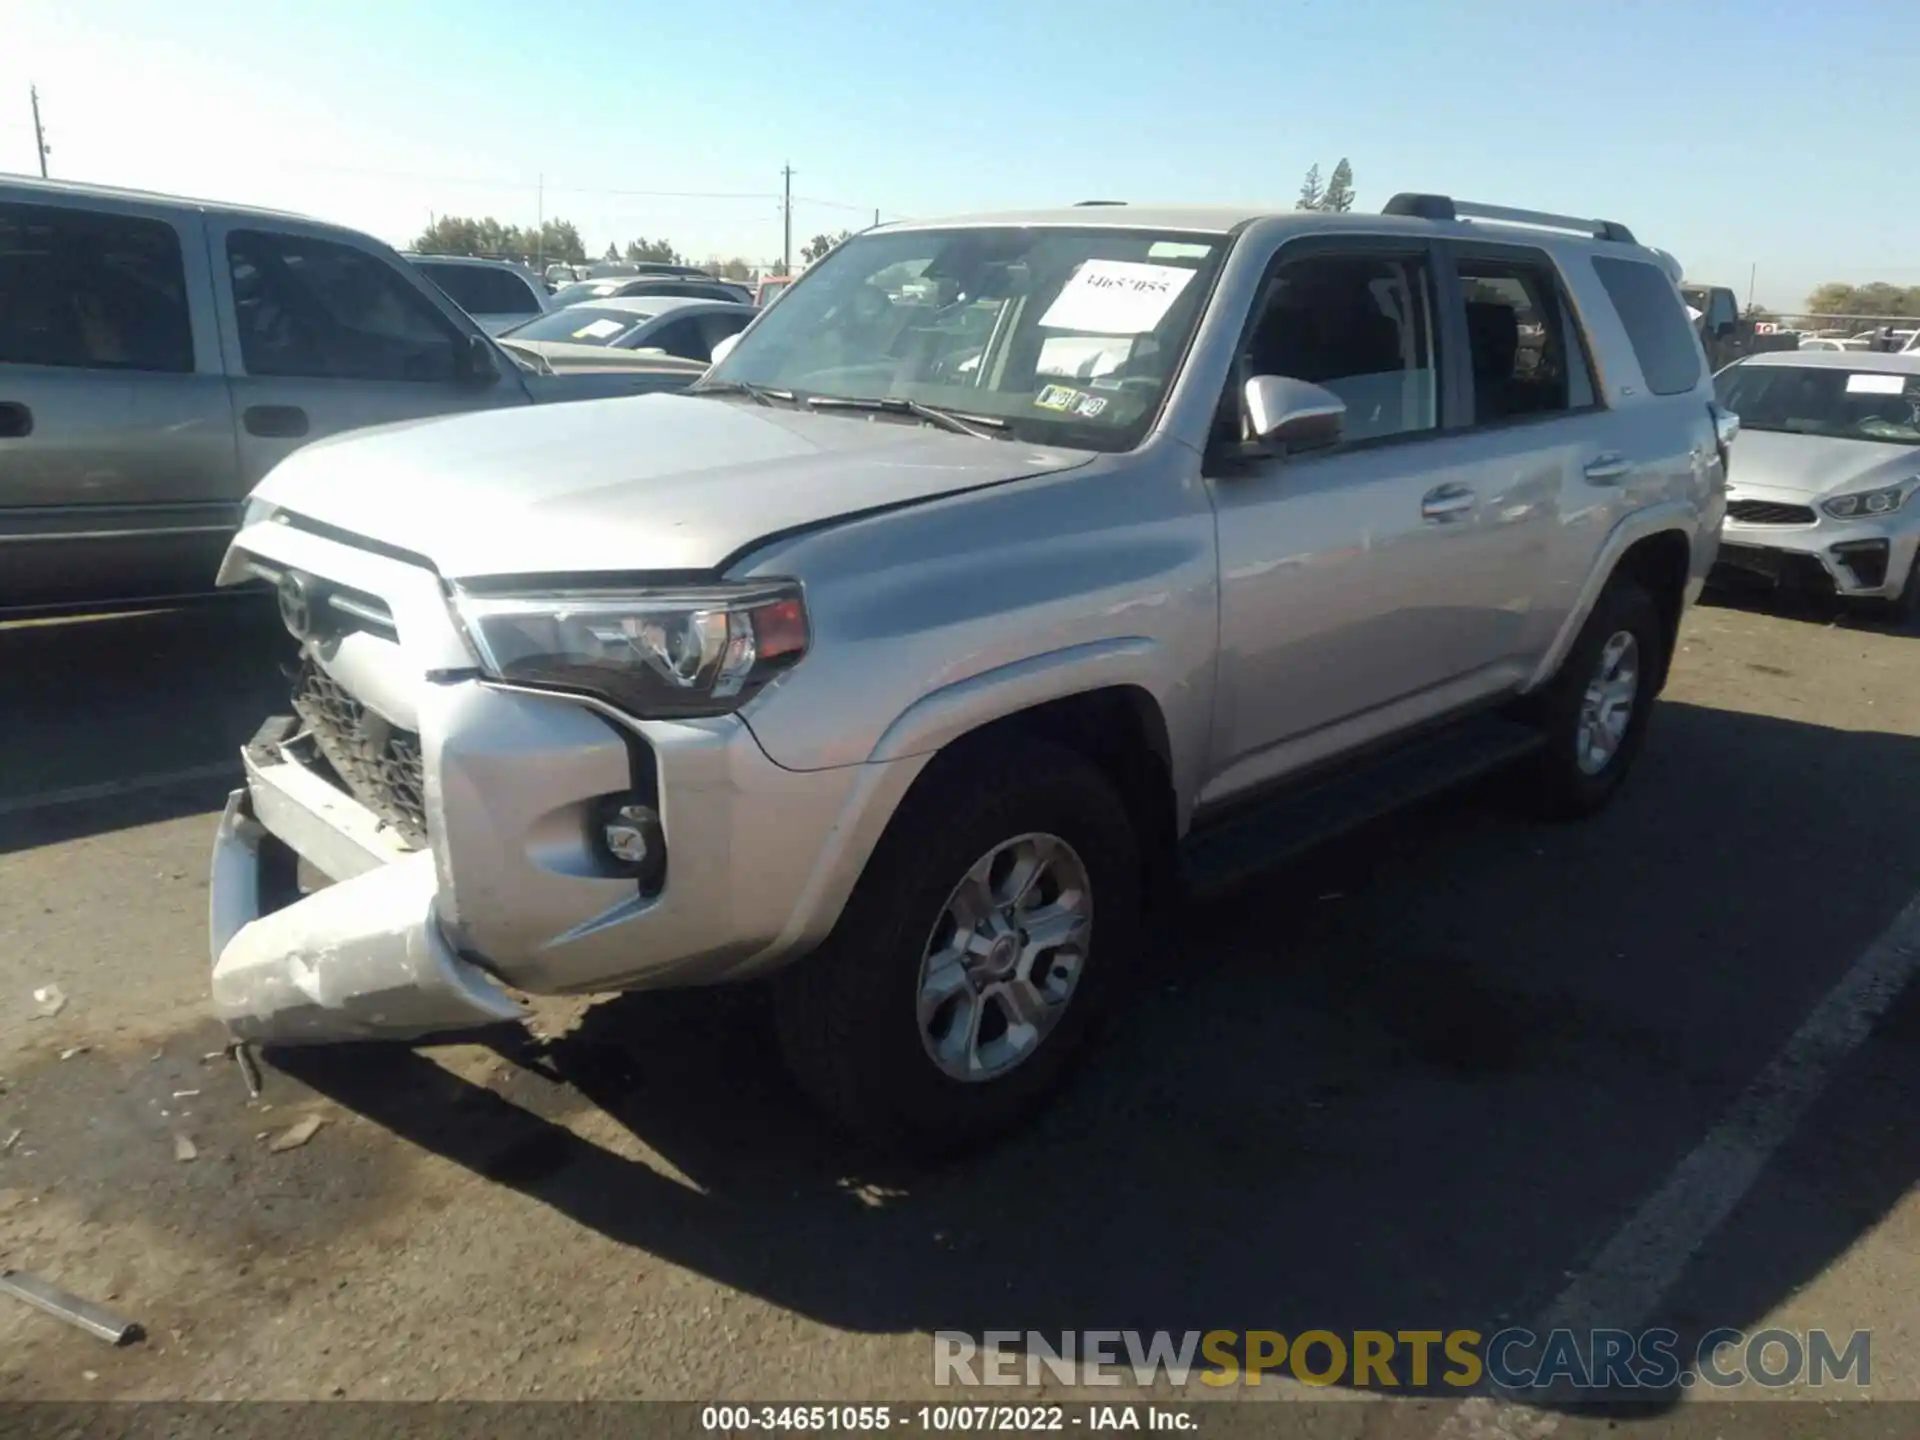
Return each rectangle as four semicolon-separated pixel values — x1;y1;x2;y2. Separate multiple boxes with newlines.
208;727;525;1045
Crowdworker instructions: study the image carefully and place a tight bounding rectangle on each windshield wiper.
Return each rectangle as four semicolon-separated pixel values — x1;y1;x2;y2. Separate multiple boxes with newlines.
690;379;795;407
804;394;1010;440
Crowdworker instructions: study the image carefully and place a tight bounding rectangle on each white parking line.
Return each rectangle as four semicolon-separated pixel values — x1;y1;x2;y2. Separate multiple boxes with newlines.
1434;883;1920;1436
0;762;240;818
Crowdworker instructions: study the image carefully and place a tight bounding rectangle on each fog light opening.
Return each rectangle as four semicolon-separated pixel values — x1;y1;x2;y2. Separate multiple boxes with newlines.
596;798;667;893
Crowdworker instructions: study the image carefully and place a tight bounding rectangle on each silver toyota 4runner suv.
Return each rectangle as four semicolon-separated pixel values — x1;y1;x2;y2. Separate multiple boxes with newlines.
209;193;1734;1152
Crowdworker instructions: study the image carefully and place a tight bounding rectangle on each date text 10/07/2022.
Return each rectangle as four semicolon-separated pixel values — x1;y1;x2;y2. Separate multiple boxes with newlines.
701;1405;1198;1432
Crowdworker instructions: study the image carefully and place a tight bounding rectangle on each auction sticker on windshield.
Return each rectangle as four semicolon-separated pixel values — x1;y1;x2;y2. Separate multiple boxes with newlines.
1847;373;1908;395
573;318;626;340
1040;260;1196;335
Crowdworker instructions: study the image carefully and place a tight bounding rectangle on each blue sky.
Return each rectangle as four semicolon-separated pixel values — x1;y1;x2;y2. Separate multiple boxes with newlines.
4;0;1916;307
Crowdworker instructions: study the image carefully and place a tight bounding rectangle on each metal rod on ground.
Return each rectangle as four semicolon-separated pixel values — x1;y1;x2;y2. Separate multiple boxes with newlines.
229;1040;262;1098
0;1271;144;1346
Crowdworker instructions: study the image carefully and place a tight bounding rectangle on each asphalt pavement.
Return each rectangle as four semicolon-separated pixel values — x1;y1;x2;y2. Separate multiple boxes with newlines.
2;590;1918;1426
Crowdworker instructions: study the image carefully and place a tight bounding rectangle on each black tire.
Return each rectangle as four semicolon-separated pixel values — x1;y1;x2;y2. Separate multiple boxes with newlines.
1523;575;1666;819
773;734;1141;1156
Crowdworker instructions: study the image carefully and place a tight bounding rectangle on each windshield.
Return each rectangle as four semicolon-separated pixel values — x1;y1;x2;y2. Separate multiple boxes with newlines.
414;262;542;315
552;280;631;307
1716;363;1920;445
498;304;655;345
701;225;1228;452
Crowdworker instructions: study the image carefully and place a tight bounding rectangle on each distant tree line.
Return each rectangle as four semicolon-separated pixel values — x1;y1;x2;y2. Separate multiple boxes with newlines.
415;216;760;278
1295;159;1355;213
1801;281;1920;318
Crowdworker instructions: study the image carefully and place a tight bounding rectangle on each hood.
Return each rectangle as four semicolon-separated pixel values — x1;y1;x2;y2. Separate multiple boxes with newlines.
474;314;538;336
1727;428;1920;499
248;392;1098;580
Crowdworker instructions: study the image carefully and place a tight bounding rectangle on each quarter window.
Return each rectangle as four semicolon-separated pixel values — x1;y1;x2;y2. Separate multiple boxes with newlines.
1239;253;1438;443
0;202;194;373
1592;256;1703;396
228;230;459;383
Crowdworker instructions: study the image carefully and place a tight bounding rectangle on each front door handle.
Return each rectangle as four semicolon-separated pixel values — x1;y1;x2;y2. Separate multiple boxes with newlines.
243;405;309;439
0;401;32;438
1421;483;1477;522
1584;453;1631;484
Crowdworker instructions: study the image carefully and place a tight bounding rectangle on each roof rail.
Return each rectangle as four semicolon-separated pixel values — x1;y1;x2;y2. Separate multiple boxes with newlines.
1074;199;1125;206
1381;192;1637;245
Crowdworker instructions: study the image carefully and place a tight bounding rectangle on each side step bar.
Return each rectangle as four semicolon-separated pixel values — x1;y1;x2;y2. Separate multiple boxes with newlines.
1179;714;1545;900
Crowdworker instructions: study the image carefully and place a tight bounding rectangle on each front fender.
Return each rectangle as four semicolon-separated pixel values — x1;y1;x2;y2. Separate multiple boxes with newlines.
1524;500;1705;693
866;637;1162;763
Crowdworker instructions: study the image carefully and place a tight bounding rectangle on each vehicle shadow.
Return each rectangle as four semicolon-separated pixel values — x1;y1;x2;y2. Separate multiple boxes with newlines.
1700;579;1916;636
0;598;293;855
274;696;1920;1412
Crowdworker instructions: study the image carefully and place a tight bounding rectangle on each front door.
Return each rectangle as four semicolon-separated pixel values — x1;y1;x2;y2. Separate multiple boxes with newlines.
1203;240;1549;803
205;219;532;491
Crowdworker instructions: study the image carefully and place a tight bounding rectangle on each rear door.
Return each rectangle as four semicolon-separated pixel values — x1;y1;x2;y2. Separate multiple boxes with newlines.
204;217;533;490
0;195;240;609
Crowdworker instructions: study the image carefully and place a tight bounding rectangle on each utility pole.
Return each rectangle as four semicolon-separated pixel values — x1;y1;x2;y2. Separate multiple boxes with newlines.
1747;262;1757;313
30;84;49;179
873;208;880;229
535;173;544;273
781;164;794;276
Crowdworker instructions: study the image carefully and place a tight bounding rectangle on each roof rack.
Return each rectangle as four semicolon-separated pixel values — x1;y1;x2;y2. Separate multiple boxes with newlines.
1381;192;1636;245
1074;199;1125;206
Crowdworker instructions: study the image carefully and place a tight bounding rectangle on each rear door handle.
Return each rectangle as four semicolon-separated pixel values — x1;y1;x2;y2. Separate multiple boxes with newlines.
0;401;32;438
243;405;309;439
1584;453;1631;484
1421;484;1476;522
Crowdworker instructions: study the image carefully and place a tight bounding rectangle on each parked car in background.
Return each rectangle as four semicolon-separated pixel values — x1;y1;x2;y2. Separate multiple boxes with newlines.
0;177;704;616
584;261;716;280
1711;351;1920;619
754;274;795;307
207;191;1726;1152
1678;282;1797;369
405;254;551;335
495;296;755;371
544;262;587;289
552;275;754;307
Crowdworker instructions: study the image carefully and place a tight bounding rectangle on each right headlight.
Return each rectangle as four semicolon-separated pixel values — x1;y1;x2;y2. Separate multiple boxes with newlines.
1822;483;1914;519
451;581;809;719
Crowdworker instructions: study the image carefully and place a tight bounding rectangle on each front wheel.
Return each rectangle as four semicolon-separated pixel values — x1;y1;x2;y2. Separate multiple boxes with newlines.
1523;575;1666;819
773;735;1140;1155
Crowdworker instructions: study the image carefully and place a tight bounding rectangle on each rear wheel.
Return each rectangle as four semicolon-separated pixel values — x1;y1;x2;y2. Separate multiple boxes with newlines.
773;735;1140;1155
1524;575;1665;819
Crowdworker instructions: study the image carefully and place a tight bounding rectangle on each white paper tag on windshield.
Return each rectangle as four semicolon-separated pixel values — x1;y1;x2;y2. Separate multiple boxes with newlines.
573;318;626;340
1039;260;1196;335
1847;372;1906;394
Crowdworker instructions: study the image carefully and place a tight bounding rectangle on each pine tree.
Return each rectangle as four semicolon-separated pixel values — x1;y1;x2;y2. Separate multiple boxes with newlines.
1322;158;1356;214
1296;164;1324;211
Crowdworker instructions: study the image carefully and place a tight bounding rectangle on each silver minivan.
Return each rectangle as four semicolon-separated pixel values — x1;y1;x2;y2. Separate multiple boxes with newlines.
0;178;699;615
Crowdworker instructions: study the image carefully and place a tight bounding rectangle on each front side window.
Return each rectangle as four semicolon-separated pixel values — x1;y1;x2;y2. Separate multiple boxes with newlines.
1238;253;1438;443
1456;257;1590;423
1592;256;1703;397
0;202;193;373
1715;364;1920;446
228;230;458;382
703;225;1229;452
643;316;709;361
415;262;542;316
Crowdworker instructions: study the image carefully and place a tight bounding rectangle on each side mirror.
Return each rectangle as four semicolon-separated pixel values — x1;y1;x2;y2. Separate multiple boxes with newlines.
1243;375;1345;451
708;332;741;367
1713;319;1737;340
456;334;501;386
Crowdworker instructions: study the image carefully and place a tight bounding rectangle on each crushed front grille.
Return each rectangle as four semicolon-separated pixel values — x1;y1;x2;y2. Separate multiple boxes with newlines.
290;658;429;848
1727;499;1817;526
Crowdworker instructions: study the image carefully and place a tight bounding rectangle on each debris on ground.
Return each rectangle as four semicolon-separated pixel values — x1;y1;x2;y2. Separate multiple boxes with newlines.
267;1115;324;1152
170;1089;200;1099
1;1129;20;1156
31;985;67;1019
58;1045;90;1061
0;1270;145;1345
228;1042;263;1098
173;1135;198;1163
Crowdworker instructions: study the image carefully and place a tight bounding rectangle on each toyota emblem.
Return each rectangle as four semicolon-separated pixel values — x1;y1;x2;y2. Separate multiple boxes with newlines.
277;570;317;642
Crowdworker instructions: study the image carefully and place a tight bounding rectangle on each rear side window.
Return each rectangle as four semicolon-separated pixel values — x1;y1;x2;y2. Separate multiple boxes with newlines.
0;202;194;373
1454;255;1595;424
415;262;542;316
228;230;458;383
1592;256;1703;396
